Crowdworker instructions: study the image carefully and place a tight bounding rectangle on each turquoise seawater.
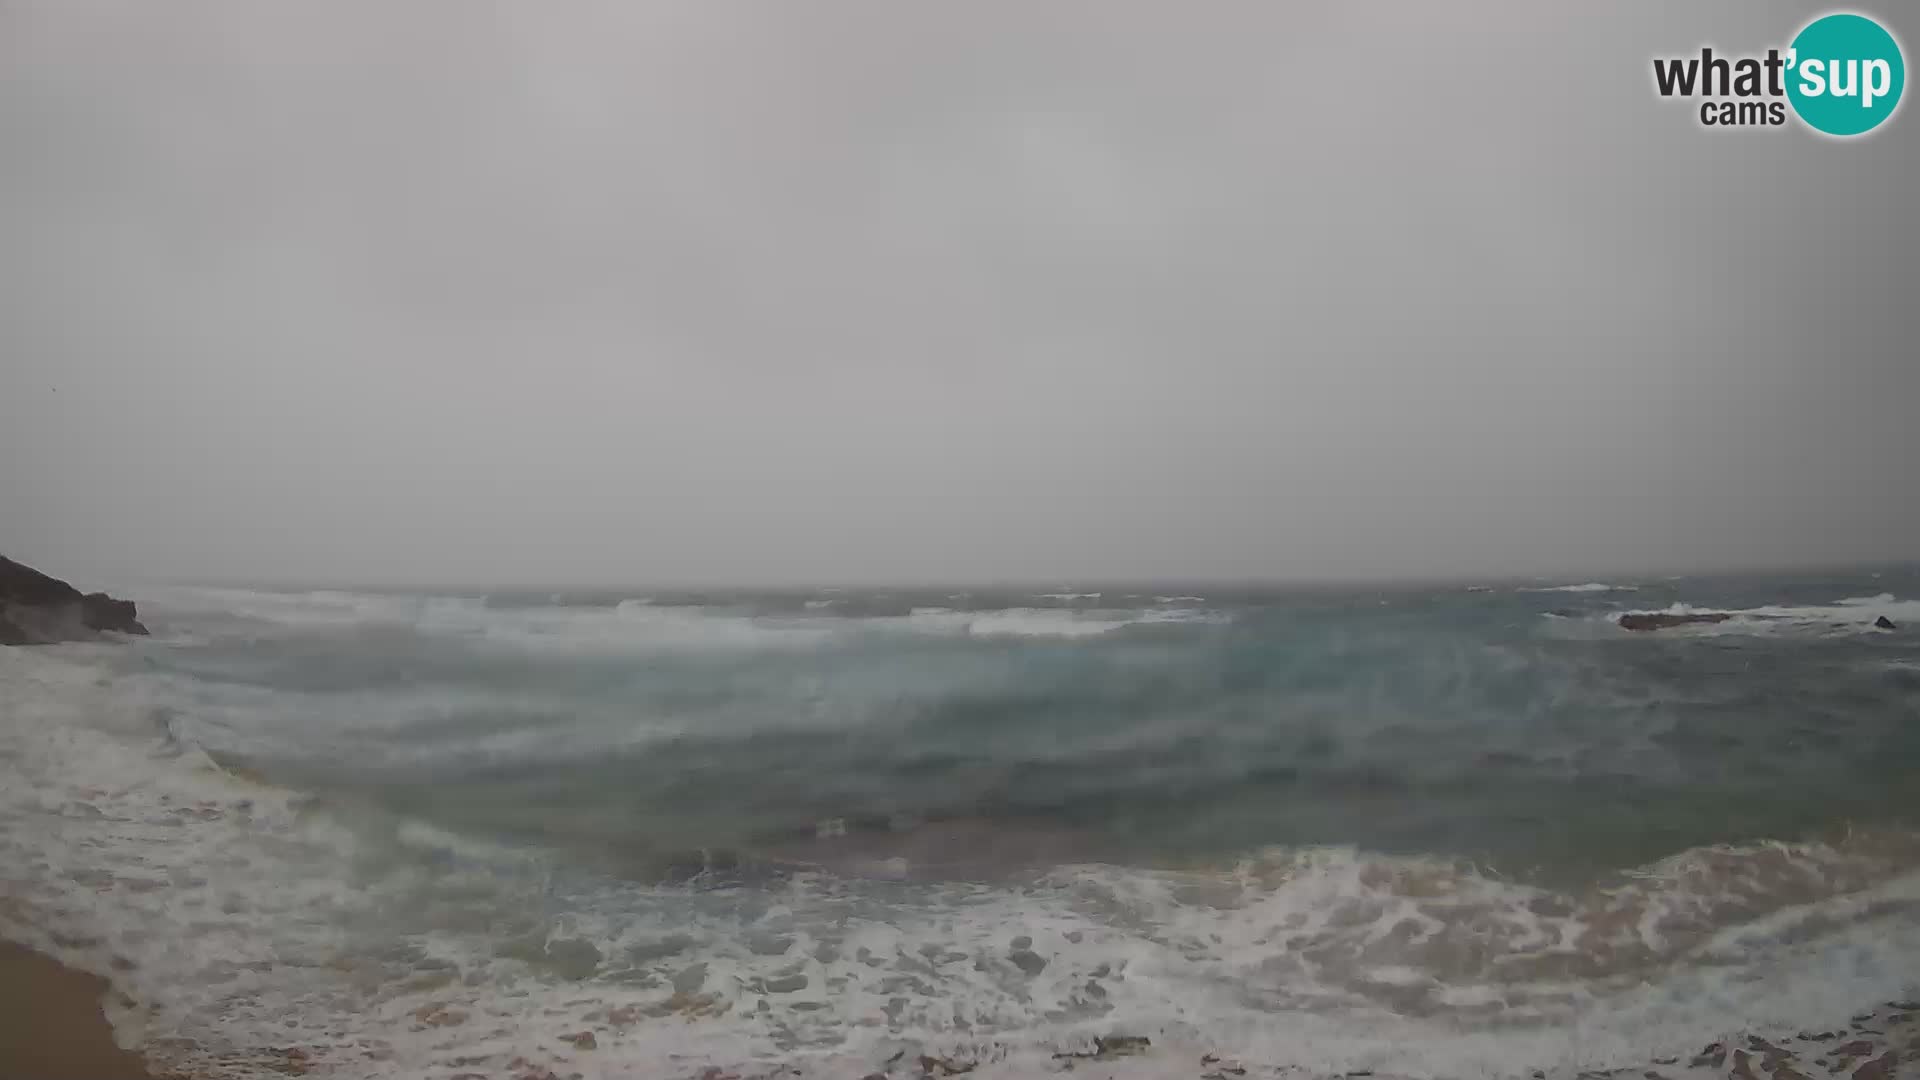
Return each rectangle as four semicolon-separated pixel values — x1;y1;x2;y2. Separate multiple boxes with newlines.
2;567;1918;1078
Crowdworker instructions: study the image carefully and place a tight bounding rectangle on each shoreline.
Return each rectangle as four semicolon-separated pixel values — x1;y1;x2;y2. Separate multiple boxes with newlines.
0;939;157;1080
2;933;1914;1080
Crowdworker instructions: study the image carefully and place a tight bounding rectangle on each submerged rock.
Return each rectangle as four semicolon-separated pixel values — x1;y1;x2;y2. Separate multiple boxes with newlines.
1874;615;1896;630
1850;1051;1898;1080
671;962;708;994
1053;1035;1152;1062
1616;611;1732;632
1690;1042;1727;1068
0;555;147;644
916;1053;976;1076
1008;948;1047;977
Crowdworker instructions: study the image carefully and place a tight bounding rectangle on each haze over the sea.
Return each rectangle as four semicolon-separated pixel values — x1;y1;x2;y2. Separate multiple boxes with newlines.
3;3;1916;590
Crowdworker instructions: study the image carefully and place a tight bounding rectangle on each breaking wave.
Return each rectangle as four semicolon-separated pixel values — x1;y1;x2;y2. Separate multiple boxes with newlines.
6;572;1920;1078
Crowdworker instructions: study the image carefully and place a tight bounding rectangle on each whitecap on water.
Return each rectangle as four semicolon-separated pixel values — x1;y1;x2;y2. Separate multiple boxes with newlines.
8;642;1920;1079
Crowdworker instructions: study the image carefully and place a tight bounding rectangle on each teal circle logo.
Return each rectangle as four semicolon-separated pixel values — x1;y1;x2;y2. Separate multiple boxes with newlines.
1786;12;1905;136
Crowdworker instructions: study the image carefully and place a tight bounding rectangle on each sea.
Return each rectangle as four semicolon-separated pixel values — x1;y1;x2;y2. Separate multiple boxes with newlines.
2;567;1918;1079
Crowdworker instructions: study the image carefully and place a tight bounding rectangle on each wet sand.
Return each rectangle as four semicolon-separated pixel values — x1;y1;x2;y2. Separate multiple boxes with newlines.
0;940;155;1080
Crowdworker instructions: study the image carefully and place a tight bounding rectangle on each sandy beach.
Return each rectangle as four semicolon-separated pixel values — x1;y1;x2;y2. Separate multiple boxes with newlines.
0;940;155;1080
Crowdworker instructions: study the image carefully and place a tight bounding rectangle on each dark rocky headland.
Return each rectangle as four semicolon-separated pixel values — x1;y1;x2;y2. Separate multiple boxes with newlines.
0;555;147;645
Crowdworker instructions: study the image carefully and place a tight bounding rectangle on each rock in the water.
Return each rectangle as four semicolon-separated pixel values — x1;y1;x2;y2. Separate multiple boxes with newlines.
0;555;148;644
537;938;603;980
1690;1042;1727;1068
1053;1035;1151;1063
1008;948;1047;976
1616;611;1732;632
758;973;807;994
1874;615;1896;630
1096;1035;1151;1058
917;1053;975;1076
1850;1050;1897;1080
671;962;707;994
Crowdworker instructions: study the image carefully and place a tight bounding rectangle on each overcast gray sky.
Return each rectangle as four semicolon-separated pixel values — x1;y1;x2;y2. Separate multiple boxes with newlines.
2;2;1915;587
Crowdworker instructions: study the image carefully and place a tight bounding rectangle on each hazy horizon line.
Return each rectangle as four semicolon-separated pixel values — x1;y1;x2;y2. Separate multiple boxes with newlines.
80;555;1917;598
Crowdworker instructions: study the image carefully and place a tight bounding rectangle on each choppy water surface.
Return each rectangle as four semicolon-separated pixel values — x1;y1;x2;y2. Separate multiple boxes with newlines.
2;569;1918;1078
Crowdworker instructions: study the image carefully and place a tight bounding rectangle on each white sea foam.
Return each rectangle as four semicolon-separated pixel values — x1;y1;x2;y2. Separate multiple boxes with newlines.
892;607;1222;639
6;645;1920;1080
138;586;1228;655
946;609;1132;637
130;584;459;629
154;585;862;656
